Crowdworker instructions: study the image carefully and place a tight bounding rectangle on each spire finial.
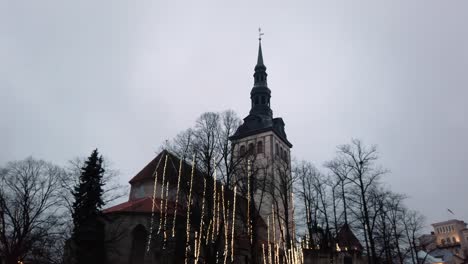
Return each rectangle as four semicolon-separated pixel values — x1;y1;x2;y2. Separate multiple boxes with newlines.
258;27;264;42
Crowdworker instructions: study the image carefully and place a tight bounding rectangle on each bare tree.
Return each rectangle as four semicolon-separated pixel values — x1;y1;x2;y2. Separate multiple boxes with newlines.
334;139;388;264
0;157;66;264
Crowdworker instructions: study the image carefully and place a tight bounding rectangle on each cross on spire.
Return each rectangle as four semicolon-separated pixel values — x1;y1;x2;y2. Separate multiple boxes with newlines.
258;27;264;41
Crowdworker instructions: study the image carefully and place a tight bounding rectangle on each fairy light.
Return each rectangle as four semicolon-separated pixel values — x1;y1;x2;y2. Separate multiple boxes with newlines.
272;205;277;264
146;154;164;252
185;154;196;264
172;159;183;237
231;185;237;262
216;190;221;237
223;200;230;264
268;216;272;264
158;155;169;234
206;219;212;245
221;186;228;263
196;177;207;262
194;231;198;264
162;179;170;248
212;161;217;242
262;244;267;264
247;159;251;244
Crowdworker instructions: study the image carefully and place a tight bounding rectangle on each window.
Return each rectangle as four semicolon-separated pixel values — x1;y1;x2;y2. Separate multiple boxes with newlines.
254;97;259;105
275;143;279;156
280;147;283;159
261;96;265;104
248;143;255;154
257;141;263;154
240;145;246;156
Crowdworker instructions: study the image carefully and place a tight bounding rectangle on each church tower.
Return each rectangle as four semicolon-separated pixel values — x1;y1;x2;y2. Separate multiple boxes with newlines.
229;38;294;241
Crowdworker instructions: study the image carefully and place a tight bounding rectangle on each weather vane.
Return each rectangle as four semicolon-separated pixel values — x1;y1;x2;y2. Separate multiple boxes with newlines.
258;27;264;41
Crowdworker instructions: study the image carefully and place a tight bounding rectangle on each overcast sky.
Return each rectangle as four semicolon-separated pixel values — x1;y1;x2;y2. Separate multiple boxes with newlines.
1;0;467;229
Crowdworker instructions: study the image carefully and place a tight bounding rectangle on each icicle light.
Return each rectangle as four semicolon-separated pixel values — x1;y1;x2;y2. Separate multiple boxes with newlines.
231;185;237;262
172;159;183;237
158;155;169;234
185;154;196;264
146;154;165;252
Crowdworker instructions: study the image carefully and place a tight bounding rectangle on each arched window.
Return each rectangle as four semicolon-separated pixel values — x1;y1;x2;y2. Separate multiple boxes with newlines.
248;143;255;154
240;145;246;156
130;225;147;264
257;141;263;154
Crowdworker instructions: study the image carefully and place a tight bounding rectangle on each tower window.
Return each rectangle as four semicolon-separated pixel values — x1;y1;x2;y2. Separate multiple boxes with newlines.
240;145;246;156
257;141;263;154
248;143;255;154
261;96;265;104
254;97;259;105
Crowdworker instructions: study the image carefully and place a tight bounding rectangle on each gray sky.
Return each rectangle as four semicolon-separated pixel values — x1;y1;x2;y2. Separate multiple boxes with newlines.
1;0;467;228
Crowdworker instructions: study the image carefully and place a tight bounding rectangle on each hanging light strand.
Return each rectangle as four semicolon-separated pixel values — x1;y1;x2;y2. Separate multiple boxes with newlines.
172;159;183;237
185;154;196;264
146;154;165;252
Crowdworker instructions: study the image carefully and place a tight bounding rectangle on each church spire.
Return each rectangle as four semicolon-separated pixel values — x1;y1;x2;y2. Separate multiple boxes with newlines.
254;31;267;87
250;29;272;117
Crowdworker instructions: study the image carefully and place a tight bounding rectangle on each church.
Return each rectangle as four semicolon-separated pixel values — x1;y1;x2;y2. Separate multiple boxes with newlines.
102;39;296;264
100;39;365;264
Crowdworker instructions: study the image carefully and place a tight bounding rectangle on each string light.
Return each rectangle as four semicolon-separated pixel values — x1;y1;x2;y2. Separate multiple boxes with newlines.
162;179;170;248
146;154;164;252
247;159;251;244
231;185;237;262
158;155;169;234
212;161;217;242
172;159;183;237
196;177;207;263
185;154;196;264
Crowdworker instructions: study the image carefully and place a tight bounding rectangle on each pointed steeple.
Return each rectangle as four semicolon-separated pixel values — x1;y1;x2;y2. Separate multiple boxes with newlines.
250;36;271;117
253;39;268;87
256;41;265;69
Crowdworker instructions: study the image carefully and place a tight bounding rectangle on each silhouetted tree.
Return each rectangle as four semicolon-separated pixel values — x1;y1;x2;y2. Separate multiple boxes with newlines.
0;157;65;264
71;149;106;264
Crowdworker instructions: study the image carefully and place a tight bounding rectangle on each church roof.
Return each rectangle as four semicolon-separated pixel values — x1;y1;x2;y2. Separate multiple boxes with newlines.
128;149;195;185
335;224;363;252
103;196;185;215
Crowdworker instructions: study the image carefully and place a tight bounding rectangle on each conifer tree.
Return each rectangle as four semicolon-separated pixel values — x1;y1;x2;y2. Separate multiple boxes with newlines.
71;149;106;264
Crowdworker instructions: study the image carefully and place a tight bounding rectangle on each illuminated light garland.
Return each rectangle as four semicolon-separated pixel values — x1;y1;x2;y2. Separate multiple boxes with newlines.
194;231;198;264
185;154;196;264
172;159;183;237
196;177;207;263
158;155;169;234
267;216;272;264
247;159;251;244
262;244;267;264
223;200;230;264
162;179;170;248
231;185;237;262
146;154;164;252
272;204;276;264
206;219;212;246
212;162;217;242
216;190;221;238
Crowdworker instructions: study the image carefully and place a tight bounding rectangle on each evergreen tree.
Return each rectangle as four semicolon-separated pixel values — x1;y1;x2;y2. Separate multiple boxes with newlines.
71;149;106;264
